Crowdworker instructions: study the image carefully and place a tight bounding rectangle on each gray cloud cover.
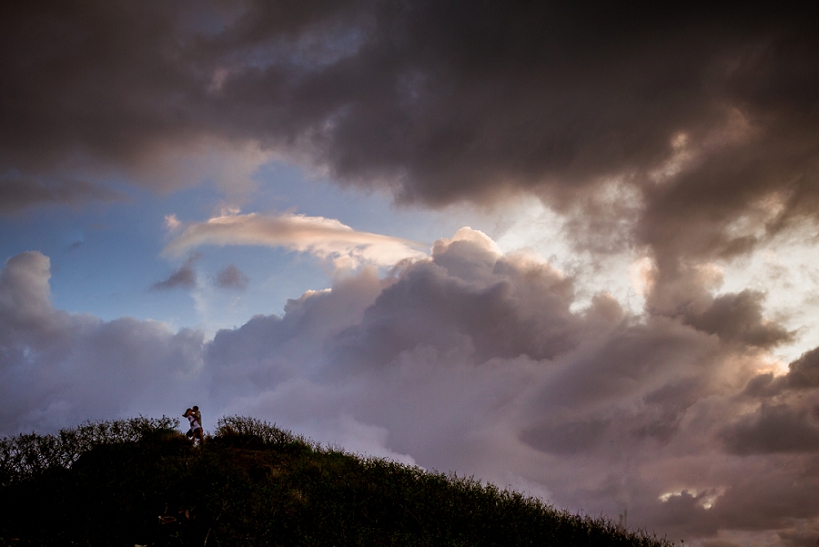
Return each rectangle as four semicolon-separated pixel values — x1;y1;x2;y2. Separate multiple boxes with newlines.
3;1;818;266
3;230;818;545
0;173;122;214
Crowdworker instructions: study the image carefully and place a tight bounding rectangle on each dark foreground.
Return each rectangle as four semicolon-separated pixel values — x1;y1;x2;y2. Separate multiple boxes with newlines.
0;416;674;547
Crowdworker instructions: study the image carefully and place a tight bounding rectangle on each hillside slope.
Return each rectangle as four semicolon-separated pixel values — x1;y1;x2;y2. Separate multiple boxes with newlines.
0;417;674;547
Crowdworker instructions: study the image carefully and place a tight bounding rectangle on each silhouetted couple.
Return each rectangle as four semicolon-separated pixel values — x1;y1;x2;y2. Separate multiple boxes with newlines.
183;406;203;446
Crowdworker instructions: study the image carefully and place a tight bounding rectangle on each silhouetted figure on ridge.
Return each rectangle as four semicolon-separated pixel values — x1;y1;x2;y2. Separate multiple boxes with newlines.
192;406;201;429
183;407;203;446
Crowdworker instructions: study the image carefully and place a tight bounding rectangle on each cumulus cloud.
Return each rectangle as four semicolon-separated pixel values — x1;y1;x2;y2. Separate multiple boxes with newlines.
0;251;204;432
191;230;819;545
0;252;63;345
331;228;579;369
164;211;426;269
3;227;818;545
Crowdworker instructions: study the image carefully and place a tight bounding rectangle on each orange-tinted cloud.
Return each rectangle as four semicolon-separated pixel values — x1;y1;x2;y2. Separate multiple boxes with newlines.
164;211;426;269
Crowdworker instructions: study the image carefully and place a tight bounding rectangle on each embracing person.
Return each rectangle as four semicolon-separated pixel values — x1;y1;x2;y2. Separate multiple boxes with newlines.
183;407;204;446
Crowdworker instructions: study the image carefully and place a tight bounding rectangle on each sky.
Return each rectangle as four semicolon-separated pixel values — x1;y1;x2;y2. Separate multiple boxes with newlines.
2;1;819;545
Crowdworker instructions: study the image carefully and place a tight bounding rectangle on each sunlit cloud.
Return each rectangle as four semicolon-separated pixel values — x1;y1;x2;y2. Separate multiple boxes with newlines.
164;214;181;231
164;211;428;270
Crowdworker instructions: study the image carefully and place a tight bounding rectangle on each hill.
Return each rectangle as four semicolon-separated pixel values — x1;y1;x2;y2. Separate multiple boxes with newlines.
0;416;674;547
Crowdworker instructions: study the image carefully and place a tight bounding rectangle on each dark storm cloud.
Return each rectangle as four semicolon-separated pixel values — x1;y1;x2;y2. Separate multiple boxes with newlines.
521;417;610;455
151;254;201;290
651;490;721;537
740;346;819;398
722;404;819;455
642;259;797;357
633;378;704;443
215;264;249;290
708;464;819;533
680;290;793;348
0;173;122;213
785;347;819;390
3;1;818;265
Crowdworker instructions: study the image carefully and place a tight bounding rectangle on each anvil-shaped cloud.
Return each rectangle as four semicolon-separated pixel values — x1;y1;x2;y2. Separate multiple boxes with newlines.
164;211;427;269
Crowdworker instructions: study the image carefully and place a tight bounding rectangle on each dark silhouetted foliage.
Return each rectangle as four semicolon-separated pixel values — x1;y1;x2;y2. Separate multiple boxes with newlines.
0;416;675;547
0;416;178;486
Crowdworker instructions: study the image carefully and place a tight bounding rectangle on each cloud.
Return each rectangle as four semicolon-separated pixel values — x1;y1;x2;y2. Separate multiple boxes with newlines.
722;404;819;455
3;4;818;542
680;290;794;349
151;254;201;290
330;228;579;369
2;231;819;546
164;211;426;269
0;252;62;338
0;173;122;214
785;348;819;389
521;417;610;455
735;346;819;398
641;259;794;358
195;230;812;543
0;251;204;432
2;1;817;270
215;264;249;290
164;214;181;231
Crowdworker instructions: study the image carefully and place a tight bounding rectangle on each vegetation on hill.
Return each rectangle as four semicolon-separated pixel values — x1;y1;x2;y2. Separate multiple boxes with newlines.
0;416;674;547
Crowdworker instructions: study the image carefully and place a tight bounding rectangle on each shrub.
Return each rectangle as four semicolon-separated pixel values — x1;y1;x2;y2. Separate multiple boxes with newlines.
0;415;179;485
214;415;313;449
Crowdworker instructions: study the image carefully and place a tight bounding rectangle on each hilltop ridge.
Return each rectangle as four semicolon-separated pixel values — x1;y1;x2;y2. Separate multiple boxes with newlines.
0;416;674;547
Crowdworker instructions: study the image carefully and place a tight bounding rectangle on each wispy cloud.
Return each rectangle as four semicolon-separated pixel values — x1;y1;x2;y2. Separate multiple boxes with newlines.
164;212;427;269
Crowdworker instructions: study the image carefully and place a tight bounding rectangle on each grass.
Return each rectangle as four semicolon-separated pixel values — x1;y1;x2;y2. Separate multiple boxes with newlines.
0;416;675;547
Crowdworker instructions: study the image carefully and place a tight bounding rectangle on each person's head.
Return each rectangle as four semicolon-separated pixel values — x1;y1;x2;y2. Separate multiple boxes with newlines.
183;408;191;417
192;406;198;411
